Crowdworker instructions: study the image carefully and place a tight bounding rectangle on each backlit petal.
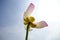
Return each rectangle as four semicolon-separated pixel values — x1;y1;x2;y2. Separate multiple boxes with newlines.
23;3;35;18
35;21;48;29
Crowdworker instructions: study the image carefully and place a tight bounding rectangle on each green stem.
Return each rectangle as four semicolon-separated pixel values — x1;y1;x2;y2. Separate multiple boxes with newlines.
25;22;30;40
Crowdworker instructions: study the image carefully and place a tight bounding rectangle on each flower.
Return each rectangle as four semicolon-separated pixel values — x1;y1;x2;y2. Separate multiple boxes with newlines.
23;3;48;31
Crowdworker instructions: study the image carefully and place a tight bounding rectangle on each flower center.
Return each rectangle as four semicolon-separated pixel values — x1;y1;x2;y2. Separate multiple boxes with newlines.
28;16;35;22
24;16;35;25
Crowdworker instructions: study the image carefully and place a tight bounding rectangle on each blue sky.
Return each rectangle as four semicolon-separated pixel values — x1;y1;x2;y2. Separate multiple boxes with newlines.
0;0;60;40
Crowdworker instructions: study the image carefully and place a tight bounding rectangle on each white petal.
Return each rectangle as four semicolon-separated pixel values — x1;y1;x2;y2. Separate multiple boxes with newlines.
35;21;48;29
23;3;35;18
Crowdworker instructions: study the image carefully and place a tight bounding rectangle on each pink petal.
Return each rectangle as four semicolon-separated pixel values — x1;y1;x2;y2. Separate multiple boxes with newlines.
24;3;35;18
36;21;48;28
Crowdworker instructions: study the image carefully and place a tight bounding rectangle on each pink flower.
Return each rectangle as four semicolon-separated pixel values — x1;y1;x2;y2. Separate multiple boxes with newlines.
23;3;48;31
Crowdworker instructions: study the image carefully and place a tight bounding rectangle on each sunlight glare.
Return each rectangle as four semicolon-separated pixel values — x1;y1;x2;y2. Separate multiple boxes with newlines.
30;0;60;23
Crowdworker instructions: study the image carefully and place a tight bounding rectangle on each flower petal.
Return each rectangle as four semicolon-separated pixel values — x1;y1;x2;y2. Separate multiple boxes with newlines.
35;21;48;29
23;3;35;18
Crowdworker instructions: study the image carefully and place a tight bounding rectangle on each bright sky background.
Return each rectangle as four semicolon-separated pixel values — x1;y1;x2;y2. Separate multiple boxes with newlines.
0;0;60;40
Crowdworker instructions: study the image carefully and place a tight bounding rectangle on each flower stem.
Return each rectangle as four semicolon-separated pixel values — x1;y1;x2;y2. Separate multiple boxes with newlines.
25;22;30;40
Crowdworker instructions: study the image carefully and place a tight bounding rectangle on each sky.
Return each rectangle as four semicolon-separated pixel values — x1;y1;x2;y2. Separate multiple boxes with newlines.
0;0;60;40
